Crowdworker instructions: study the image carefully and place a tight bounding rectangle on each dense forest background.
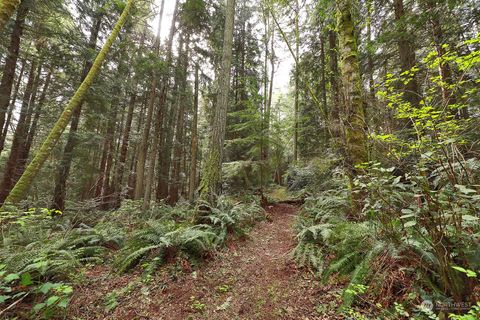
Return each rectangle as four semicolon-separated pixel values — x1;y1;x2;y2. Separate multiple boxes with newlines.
0;0;479;318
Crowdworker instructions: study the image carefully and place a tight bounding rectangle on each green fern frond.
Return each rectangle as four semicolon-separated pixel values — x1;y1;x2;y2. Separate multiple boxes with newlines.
117;244;165;273
292;242;324;272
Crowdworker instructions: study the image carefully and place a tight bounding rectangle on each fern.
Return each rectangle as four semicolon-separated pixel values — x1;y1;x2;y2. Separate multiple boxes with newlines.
118;244;167;273
117;222;219;272
0;221;125;280
297;223;333;242
291;242;324;272
340;242;385;310
204;196;264;240
116;196;264;273
323;252;357;280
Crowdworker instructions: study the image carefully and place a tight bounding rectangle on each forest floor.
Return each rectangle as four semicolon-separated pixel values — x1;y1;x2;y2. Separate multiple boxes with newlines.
68;203;345;319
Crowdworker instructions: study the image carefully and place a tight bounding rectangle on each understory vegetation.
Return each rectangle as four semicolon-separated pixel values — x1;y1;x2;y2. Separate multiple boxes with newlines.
292;37;480;319
0;197;264;318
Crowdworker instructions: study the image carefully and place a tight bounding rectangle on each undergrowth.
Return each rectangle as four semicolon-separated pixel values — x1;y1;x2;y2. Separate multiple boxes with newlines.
292;168;480;319
0;195;264;318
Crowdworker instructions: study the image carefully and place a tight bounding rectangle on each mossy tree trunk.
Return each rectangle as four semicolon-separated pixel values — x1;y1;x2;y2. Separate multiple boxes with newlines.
336;0;367;206
198;0;236;204
1;0;135;209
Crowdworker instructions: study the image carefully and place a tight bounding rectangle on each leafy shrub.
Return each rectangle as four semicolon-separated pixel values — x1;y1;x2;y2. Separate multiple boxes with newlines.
0;264;73;319
222;160;263;193
356;162;480;303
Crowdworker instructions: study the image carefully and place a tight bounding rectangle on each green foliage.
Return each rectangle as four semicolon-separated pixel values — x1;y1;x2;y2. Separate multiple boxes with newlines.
0;264;73;319
180;0;209;32
449;302;480;320
375;36;480;161
1;217;124;280
203;196;265;241
222;161;262;192
286;156;343;192
291;241;324;272
356;160;480;301
117;197;264;273
302;35;480;316
292;188;387;310
2;0;135;207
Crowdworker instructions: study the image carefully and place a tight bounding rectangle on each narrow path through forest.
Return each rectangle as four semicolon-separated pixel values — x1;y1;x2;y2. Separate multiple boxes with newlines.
70;204;343;319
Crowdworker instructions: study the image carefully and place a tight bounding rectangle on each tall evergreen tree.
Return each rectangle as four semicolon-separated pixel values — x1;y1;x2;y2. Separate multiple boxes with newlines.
199;0;236;203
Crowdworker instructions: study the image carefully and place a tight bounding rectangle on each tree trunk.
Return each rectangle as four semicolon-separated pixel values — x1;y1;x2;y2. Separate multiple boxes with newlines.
394;0;421;118
142;0;178;209
198;0;236;203
328;29;341;145
134;0;166;200
188;64;199;201
320;32;329;143
155;2;182;202
128;93;148;199
424;0;458;114
168;34;190;205
51;13;103;211
112;24;148;207
0;0;28;138
17;63;43;173
293;0;300;162
1;0;135;209
23;69;52;161
0;58;26;155
95;90;119;209
0;60;38;203
336;0;367;185
267;21;274;135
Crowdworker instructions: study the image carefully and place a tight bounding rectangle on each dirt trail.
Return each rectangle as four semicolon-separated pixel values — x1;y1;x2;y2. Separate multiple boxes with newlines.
70;204;341;319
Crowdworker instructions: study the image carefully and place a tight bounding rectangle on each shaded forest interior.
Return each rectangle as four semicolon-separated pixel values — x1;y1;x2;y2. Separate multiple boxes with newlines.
0;0;479;318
